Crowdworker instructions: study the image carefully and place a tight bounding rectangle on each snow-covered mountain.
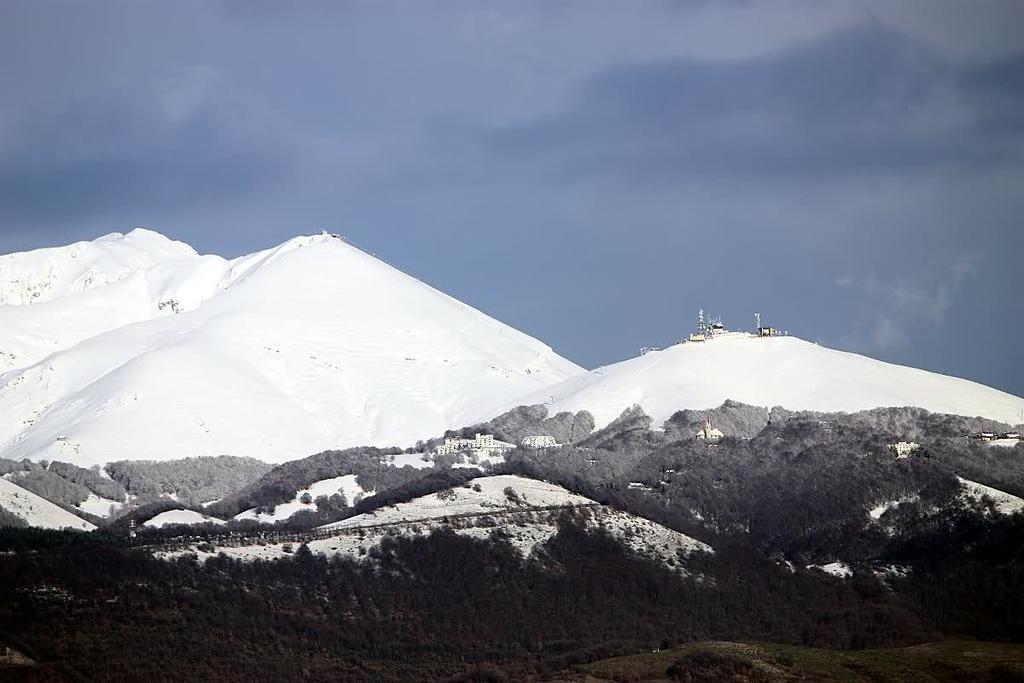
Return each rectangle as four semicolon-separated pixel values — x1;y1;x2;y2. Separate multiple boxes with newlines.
502;332;1024;430
0;228;197;308
0;230;583;466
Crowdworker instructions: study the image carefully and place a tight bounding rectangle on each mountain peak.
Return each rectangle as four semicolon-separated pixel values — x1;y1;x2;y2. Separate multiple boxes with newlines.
501;331;1023;429
0;229;583;465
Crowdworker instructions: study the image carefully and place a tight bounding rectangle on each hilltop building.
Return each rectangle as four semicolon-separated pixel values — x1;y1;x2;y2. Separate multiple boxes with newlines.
434;433;514;456
695;418;724;443
887;441;921;458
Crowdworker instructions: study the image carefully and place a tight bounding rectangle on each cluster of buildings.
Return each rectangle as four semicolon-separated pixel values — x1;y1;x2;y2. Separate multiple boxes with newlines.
433;433;514;457
637;310;786;356
685;309;725;343
432;432;560;457
685;310;783;344
887;441;922;458
972;431;1020;442
521;434;559;448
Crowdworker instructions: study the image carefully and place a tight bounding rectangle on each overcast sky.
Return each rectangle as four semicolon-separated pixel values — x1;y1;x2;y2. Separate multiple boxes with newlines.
1;0;1022;397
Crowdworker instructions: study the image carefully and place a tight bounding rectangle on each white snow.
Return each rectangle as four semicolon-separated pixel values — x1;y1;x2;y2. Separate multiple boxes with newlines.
0;477;96;530
868;494;919;520
320;475;591;528
0;228;197;308
497;333;1024;430
389;452;434;469
958;477;1024;515
0;231;583;466
808;561;853;578
76;493;123;518
234;474;372;523
144;508;226;528
160;475;712;568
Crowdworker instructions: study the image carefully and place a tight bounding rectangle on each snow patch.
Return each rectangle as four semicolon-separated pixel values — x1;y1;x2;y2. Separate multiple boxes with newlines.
76;493;123;518
808;561;852;578
320;475;590;528
958;477;1024;515
144;508;226;528
0;477;95;530
868;494;919;520
234;474;372;523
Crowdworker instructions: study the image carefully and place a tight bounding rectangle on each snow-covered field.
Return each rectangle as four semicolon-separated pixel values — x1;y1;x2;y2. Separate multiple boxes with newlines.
234;474;372;523
0;230;582;466
76;493;123;518
158;475;712;569
0;477;95;530
498;332;1024;430
144;509;226;528
958;477;1024;515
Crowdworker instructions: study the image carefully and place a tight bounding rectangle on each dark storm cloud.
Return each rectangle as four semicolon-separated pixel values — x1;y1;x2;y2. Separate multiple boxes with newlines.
0;2;1021;396
458;24;1024;185
0;68;299;224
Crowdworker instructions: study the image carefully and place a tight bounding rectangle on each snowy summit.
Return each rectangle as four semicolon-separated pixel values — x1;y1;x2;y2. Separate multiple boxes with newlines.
503;331;1024;430
0;231;582;465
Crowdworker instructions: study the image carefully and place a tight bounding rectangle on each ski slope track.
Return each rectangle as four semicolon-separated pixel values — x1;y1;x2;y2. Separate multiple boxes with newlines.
0;230;583;466
501;332;1024;430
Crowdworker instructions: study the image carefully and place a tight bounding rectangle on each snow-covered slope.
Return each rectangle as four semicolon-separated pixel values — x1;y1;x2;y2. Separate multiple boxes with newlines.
0;228;196;308
317;475;711;564
144;509;226;528
0;477;96;530
501;332;1024;430
958;477;1024;515
0;229;204;372
234;474;372;523
321;474;593;529
161;475;712;567
0;231;583;465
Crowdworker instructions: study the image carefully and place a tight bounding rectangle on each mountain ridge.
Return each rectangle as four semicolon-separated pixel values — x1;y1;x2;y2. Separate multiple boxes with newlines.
0;231;583;465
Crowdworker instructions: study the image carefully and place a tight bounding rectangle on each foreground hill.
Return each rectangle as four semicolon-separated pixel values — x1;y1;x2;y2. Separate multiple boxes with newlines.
503;332;1024;429
159;475;712;569
581;640;1024;682
0;477;95;531
0;231;582;465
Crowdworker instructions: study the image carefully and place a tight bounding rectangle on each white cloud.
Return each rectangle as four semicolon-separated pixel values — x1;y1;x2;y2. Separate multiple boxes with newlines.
837;252;982;351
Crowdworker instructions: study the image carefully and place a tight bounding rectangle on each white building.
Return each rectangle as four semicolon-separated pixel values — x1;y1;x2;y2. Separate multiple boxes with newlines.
433;433;513;456
695;418;724;443
521;435;558;449
888;441;921;458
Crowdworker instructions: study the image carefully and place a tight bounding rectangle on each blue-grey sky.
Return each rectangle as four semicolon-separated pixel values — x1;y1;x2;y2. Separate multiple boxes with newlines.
1;1;1022;396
